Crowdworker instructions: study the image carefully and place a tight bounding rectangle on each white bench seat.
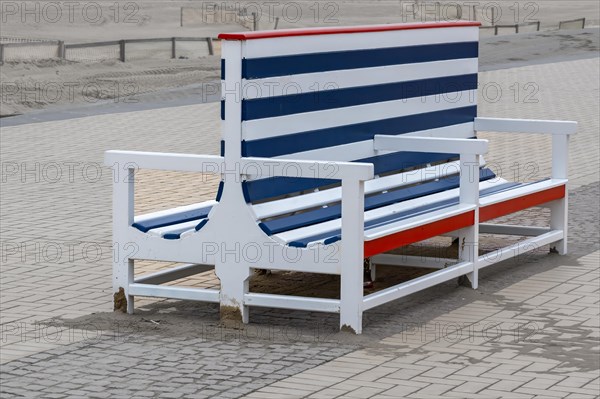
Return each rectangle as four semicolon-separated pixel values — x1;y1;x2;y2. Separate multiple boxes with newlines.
132;200;217;234
273;178;520;247
258;168;494;237
480;179;567;222
145;219;209;240
252;160;466;219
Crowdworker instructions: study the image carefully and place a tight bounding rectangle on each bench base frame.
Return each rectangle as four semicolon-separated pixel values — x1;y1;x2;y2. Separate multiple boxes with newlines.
115;194;566;335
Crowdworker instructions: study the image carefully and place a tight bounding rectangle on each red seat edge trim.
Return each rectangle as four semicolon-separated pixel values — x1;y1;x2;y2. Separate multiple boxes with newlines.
480;185;566;222
218;22;482;41
364;211;475;258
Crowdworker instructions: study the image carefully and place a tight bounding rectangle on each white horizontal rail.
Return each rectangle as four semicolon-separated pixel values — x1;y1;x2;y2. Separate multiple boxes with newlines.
363;261;472;310
134;263;213;285
479;224;551;237
372;254;457;269
478;230;564;268
252;260;340;275
474;117;577;135
244;293;340;313
373;135;488;155
105;150;224;173
240;157;374;181
129;283;220;302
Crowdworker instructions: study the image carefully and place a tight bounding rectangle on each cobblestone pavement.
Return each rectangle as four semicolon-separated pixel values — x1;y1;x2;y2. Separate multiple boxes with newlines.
1;58;599;397
246;251;600;399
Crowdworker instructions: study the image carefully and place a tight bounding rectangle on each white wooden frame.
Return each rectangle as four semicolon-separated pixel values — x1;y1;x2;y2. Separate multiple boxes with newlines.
373;135;487;289
474;117;576;255
105;150;224;313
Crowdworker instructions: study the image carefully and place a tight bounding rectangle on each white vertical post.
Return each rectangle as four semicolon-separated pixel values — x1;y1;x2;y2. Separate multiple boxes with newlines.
339;178;365;334
459;153;480;288
551;134;569;179
215;39;252;323
369;261;377;282
550;134;569;254
113;166;135;313
220;40;242;165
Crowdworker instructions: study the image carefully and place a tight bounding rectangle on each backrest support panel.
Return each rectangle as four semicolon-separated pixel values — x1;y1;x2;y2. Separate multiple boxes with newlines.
220;22;480;203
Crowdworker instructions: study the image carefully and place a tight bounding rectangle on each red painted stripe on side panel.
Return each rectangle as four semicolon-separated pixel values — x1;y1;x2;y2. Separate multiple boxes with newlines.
219;22;481;40
363;211;475;258
480;185;566;222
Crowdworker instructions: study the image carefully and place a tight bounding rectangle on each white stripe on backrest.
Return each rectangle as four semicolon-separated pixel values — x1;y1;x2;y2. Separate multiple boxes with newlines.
242;26;478;58
241;59;478;99
242;91;476;141
275;122;475;162
276;140;377;162
399;122;476;139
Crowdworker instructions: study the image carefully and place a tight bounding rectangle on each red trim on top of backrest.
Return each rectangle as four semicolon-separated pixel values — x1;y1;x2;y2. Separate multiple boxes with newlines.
218;22;481;40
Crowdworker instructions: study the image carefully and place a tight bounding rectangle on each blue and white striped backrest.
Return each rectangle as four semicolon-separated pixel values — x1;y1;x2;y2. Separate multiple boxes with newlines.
219;22;481;203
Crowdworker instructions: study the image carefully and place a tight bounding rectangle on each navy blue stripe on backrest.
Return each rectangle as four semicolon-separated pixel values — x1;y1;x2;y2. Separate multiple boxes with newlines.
243;106;477;158
242;150;461;203
243;177;335;203
242;74;477;121
242;42;478;79
359;150;457;176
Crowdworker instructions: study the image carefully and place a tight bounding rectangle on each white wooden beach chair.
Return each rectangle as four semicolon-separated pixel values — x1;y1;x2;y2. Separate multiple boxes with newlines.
105;21;576;333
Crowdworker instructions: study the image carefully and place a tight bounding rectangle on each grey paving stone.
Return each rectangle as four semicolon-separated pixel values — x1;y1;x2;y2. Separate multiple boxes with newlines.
1;55;598;399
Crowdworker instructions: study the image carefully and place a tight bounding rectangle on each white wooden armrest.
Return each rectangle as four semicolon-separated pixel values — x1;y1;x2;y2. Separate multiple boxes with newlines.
474;117;576;179
104;150;224;173
373;135;484;206
105;151;224;228
240;157;374;181
474;117;577;135
373;135;488;155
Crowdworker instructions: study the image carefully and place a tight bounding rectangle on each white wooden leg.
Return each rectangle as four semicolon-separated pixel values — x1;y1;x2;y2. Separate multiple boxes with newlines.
216;263;251;323
340;254;363;334
113;243;134;313
113;166;134;313
339;179;365;334
550;134;569;255
459;153;480;290
370;262;377;282
459;225;479;289
113;255;134;313
549;196;568;255
126;260;134;313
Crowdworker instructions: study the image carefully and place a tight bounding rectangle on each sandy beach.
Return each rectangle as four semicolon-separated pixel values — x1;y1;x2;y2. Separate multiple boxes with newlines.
2;1;599;41
1;1;599;118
